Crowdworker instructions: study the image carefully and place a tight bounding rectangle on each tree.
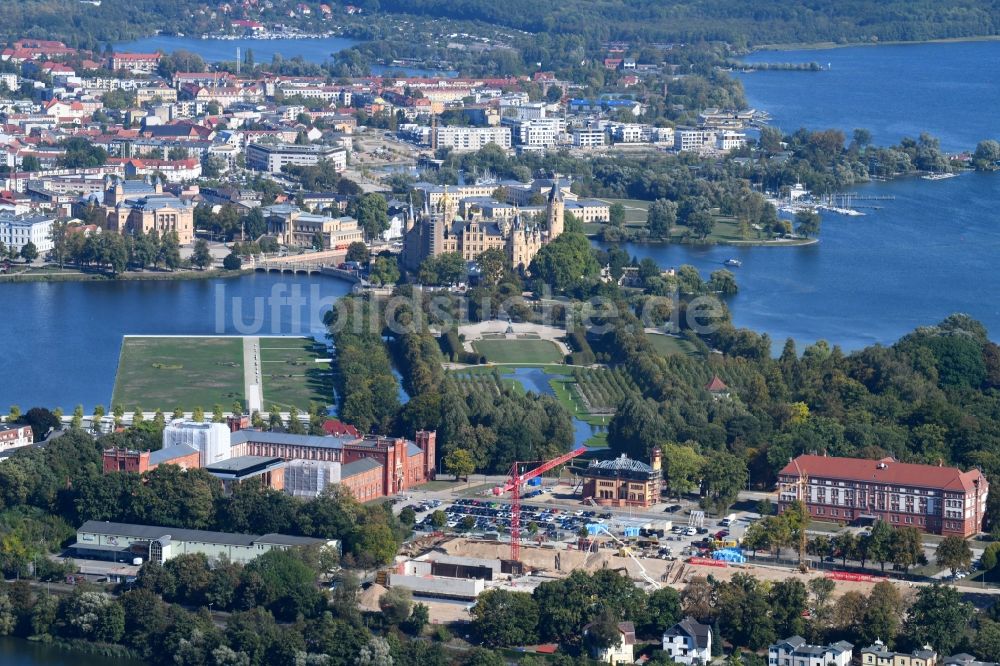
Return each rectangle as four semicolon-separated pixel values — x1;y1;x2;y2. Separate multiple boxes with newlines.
192;406;204;423
20;155;42;172
527;232;600;291
609;203;626;227
662;443;704;497
808;577;836;615
866;520;894;571
769;580;807;638
223;251;242;270
905;584;973;656
889;526;924;572
160;232;181;269
346;242;370;264
709;269;738;295
982;542;1000;572
687;210;716;239
419;252;466;286
700;452;747;514
937;536;972;576
833;531;858;566
369;256;399;286
639;587;682;638
974;140;1000;170
647;199;677;238
19;241;38;264
795;209;821;237
19;407;61;441
212;405;225;423
444;448;475;481
471;589;539;648
191;239;212;269
352;193;390;240
862;580;905;646
476;247;507;286
379;586;413;626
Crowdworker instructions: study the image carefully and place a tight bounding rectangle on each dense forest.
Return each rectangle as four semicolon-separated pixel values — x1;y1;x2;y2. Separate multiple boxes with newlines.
7;0;1000;52
373;0;1000;47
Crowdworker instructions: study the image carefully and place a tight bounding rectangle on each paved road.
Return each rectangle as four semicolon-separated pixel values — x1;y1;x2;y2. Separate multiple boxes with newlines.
243;336;263;413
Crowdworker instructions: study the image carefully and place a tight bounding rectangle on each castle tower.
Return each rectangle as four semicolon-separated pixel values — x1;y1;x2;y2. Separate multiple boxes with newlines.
405;198;416;233
104;176;124;206
439;185;458;222
651;446;662;473
547;176;565;238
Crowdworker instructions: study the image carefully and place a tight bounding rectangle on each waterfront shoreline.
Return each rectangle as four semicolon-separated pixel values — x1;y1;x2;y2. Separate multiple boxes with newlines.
585;232;818;247
748;34;1000;53
0;267;253;284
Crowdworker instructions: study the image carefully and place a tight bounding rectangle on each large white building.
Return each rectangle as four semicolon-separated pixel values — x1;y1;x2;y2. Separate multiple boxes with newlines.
769;637;854;666
246;142;347;174
73;520;336;565
505;117;566;149
162;420;232;467
433;126;511;152
675;129;718;153
572;127;606;148
0;213;54;254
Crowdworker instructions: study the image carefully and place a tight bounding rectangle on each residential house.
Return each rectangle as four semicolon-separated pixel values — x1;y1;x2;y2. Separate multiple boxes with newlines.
663;617;713;665
769;636;854;666
585;621;636;665
861;640;938;666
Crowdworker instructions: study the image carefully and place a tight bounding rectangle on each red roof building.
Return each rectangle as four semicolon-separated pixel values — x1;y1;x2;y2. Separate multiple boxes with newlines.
322;418;360;438
705;375;729;393
778;454;989;537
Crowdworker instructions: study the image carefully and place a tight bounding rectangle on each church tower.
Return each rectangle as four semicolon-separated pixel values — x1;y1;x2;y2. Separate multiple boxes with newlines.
547;176;565;238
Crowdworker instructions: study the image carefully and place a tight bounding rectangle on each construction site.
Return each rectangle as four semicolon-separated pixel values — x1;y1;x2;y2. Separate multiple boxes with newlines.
370;447;914;625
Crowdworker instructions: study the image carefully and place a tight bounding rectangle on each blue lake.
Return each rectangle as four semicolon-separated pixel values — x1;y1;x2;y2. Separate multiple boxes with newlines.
597;40;1000;351
738;40;1000;151
0;273;351;412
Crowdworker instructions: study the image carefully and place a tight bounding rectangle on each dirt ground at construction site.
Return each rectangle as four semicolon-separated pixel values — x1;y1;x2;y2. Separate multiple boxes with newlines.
439;537;916;598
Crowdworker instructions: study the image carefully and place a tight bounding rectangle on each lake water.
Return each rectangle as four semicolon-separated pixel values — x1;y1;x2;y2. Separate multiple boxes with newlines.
0;638;143;666
596;40;1000;351
114;34;457;76
502;368;608;449
0;273;351;412
738;40;1000;151
604;169;1000;349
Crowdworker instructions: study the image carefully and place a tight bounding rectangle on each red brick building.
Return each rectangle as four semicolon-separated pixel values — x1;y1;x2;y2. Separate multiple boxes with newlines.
231;429;436;500
778;455;989;537
103;446;201;474
577;448;662;508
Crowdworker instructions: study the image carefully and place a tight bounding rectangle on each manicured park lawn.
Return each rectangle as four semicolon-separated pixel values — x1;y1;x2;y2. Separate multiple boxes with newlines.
648;333;702;358
471;339;564;364
112;336;244;411
259;337;334;411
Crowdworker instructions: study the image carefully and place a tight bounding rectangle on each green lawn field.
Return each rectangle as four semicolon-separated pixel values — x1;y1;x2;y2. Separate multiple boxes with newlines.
112;336;244;412
259;337;334;411
648;333;702;358
471;339;564;364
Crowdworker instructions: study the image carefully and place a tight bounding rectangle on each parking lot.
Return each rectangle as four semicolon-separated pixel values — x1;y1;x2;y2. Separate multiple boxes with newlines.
398;485;753;563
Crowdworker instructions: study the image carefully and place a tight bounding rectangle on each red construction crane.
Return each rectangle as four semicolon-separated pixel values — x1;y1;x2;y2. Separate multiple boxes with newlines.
493;447;587;562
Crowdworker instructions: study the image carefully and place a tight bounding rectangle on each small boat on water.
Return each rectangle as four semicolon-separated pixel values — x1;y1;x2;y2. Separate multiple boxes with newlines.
922;172;959;181
724;259;742;268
